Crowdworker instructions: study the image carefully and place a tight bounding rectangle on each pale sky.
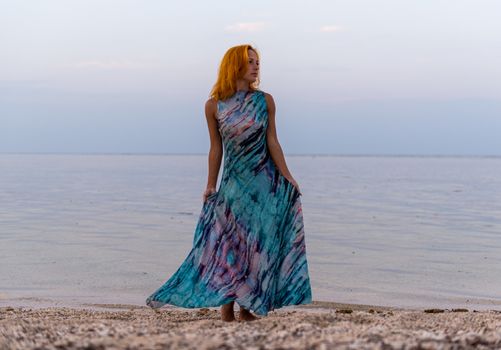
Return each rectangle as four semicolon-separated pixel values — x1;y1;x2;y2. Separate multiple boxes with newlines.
2;0;501;155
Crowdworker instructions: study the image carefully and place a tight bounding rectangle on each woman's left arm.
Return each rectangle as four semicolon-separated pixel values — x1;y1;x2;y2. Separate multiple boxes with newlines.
264;93;301;194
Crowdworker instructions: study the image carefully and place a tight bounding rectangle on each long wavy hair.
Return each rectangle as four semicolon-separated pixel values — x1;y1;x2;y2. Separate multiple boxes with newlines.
210;44;261;101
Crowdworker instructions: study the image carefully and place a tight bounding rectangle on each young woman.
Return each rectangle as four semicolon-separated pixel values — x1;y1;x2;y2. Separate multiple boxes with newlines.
146;44;312;322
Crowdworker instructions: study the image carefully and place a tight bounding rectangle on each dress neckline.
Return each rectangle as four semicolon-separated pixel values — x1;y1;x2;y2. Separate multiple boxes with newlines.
223;89;259;101
235;89;260;96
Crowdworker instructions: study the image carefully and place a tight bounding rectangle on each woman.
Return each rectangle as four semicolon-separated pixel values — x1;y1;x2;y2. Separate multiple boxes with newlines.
146;44;312;322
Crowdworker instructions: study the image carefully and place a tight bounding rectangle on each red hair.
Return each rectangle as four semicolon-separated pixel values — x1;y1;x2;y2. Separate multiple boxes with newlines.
210;44;260;101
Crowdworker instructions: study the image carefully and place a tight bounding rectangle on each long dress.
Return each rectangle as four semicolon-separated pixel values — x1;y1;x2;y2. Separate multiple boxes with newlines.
145;89;312;316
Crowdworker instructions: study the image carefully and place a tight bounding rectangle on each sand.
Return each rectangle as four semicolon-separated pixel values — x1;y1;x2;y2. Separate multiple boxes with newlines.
1;301;501;349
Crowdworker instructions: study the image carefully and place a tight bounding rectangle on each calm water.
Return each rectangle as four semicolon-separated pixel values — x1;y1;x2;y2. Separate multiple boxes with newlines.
1;154;501;310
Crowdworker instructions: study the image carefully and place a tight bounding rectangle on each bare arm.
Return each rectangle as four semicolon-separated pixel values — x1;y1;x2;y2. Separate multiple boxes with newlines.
204;98;223;199
264;93;301;194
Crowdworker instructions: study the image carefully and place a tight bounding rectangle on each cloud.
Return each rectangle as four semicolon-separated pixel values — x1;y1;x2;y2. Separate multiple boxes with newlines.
71;60;146;70
320;25;344;33
225;22;266;32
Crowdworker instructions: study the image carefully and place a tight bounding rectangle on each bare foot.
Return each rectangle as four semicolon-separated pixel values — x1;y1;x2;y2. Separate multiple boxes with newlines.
221;301;236;322
239;308;258;322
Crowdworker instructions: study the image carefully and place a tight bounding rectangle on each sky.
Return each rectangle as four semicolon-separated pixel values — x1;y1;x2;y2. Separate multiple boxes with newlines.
1;0;501;155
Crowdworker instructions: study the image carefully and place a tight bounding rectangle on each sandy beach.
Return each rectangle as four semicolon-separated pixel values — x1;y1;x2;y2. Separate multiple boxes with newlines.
1;301;501;349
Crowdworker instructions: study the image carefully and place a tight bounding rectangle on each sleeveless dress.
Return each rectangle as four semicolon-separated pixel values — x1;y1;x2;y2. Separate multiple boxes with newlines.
145;89;312;316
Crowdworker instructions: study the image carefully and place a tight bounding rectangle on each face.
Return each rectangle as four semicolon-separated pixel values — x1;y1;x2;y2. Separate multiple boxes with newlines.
242;49;259;83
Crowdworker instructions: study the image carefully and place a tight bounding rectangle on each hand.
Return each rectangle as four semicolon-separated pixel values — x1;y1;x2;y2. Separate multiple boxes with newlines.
203;187;217;202
285;176;302;195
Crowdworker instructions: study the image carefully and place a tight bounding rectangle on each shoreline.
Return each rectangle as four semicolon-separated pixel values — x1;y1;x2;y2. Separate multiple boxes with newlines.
2;301;501;349
2;296;501;312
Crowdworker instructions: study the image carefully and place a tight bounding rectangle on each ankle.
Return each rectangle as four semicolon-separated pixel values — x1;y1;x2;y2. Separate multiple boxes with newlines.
222;301;234;310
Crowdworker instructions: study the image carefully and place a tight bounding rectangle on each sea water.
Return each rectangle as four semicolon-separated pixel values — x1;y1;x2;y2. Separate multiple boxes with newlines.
1;154;500;310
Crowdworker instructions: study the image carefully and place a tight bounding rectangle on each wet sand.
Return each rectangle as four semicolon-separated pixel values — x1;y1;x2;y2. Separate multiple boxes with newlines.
1;301;501;349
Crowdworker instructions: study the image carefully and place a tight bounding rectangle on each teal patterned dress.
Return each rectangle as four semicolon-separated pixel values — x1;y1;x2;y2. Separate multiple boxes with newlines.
146;89;312;316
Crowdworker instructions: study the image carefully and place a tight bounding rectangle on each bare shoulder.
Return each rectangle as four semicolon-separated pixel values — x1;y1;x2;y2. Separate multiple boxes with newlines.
262;91;275;112
205;97;217;118
262;91;274;101
205;97;217;110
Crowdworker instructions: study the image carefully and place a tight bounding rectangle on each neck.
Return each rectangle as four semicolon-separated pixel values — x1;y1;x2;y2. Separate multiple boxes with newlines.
235;80;250;91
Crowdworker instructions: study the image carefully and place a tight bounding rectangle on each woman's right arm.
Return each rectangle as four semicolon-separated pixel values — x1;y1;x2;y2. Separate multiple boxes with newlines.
203;98;223;201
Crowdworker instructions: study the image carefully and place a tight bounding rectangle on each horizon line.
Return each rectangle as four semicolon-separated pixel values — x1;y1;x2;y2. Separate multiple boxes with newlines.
1;152;500;159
